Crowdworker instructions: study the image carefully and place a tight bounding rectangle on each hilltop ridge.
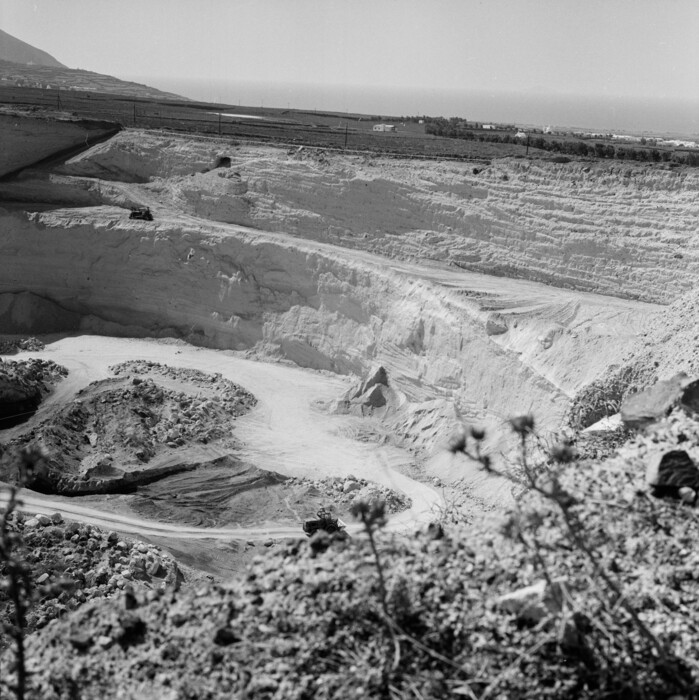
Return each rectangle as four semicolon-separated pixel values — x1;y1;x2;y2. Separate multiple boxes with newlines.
0;29;65;68
0;29;185;101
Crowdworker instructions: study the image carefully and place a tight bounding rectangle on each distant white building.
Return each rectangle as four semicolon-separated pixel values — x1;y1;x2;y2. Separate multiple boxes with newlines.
515;131;528;139
373;124;396;132
482;124;496;130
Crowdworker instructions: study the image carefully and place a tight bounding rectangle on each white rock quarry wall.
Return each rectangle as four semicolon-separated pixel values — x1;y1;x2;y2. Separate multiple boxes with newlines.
0;207;574;441
61;131;699;304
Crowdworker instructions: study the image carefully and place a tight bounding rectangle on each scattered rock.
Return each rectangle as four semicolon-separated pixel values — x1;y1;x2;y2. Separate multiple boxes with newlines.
497;578;568;624
485;314;508;336
343;479;361;494
68;633;93;651
213;627;240;646
117;611;146;648
537;325;563;350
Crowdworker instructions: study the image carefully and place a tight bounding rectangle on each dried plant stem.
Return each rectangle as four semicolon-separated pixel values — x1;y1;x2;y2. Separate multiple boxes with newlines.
0;485;30;700
359;511;389;618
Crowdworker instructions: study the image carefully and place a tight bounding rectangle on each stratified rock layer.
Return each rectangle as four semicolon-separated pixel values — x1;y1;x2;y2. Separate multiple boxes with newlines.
63;132;699;303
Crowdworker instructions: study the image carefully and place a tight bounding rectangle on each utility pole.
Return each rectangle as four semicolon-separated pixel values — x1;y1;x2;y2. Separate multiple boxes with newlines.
218;111;221;135
56;88;62;111
344;124;348;149
526;133;530;156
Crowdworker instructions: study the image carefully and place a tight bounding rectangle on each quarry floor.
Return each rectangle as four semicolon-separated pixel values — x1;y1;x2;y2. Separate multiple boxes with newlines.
4;124;696;573
2;335;444;573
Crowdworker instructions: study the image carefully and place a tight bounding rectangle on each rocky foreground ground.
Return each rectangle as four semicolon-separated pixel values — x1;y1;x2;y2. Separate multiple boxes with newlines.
0;512;186;652
4;396;699;698
4;120;699;697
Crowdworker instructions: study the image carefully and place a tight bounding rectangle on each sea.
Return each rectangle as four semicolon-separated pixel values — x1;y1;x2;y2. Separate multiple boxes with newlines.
127;76;699;139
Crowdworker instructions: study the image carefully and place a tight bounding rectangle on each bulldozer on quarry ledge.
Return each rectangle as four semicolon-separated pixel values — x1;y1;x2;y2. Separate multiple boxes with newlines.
303;507;348;538
129;206;153;221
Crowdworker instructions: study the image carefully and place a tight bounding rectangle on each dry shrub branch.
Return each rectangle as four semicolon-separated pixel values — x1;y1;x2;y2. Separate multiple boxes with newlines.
450;414;694;698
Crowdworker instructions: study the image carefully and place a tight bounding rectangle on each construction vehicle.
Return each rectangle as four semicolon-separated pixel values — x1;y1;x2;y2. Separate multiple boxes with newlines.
129;206;153;221
303;507;348;538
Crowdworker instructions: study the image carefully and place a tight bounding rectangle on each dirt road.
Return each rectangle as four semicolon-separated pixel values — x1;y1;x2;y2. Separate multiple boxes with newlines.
2;335;442;539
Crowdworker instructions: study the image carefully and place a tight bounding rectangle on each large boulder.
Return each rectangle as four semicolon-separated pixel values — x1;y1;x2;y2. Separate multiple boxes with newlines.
497;578;568;624
333;365;392;416
646;449;699;504
485;313;508;336
621;373;699;429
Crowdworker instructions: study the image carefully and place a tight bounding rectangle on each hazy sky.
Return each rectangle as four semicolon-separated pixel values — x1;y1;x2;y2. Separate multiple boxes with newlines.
2;0;698;102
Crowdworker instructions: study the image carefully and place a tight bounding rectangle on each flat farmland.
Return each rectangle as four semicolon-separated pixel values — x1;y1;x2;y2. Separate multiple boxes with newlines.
0;85;537;161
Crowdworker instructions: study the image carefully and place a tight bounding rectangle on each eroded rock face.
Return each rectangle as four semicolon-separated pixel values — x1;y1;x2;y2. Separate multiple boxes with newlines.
1;131;677;455
59;131;699;304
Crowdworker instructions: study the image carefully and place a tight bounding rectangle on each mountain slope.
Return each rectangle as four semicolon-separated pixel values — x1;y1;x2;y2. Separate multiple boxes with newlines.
0;29;65;67
0;59;186;100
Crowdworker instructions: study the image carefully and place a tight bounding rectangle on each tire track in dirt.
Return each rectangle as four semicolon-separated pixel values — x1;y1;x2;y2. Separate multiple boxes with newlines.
3;335;442;540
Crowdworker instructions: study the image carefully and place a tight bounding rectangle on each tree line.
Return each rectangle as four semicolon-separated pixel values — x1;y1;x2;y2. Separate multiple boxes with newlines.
411;116;699;167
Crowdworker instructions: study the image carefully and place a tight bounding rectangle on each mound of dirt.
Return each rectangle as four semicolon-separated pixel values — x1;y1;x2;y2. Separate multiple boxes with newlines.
0;362;256;494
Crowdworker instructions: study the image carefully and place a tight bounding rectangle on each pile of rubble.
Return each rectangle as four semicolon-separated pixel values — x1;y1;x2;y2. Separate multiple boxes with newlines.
0;357;67;394
289;474;411;514
0;511;183;644
110;360;256;416
0;337;45;355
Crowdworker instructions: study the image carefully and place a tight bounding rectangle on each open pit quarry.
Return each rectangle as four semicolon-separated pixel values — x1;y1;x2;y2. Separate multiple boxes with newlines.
2;116;699;553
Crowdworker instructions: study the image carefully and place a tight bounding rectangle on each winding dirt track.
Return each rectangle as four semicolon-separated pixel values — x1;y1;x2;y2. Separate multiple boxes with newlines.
1;335;443;539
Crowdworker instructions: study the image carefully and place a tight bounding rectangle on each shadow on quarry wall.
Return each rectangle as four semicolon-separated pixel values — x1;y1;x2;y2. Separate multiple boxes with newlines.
0;291;82;335
0;392;40;429
0;209;575;467
0;113;121;180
